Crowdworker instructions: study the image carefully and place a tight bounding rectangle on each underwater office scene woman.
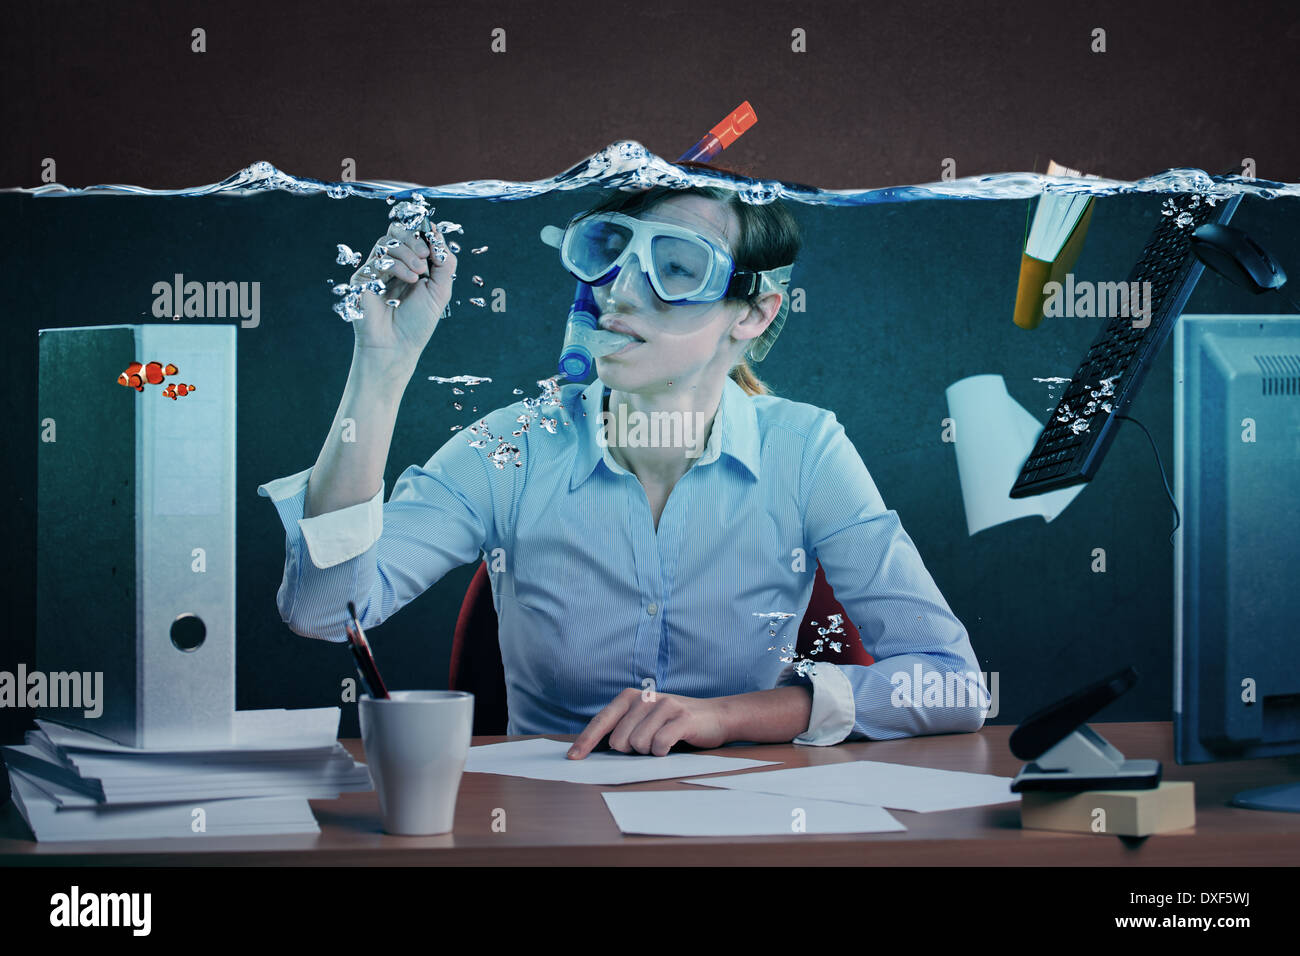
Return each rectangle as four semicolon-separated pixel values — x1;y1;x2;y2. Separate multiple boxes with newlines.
258;161;991;758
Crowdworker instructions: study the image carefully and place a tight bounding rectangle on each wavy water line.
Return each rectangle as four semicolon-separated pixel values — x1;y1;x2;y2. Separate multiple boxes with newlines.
6;141;1298;203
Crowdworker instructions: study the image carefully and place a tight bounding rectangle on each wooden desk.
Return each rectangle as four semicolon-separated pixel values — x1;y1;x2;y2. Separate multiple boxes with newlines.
4;722;1300;865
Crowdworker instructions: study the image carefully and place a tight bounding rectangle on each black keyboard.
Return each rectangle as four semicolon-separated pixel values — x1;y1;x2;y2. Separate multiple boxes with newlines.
1009;190;1242;499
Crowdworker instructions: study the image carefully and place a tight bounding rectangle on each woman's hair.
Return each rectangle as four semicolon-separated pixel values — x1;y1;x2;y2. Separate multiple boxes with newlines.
572;161;802;396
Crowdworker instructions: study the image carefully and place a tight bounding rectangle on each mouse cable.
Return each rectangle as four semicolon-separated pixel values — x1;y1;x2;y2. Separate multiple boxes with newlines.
1115;414;1180;546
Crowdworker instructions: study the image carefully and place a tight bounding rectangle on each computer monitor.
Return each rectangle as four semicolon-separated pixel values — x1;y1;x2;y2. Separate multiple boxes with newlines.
1174;314;1300;810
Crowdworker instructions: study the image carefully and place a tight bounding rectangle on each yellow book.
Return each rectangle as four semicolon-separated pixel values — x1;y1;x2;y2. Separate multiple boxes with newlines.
1013;160;1098;330
1020;781;1195;837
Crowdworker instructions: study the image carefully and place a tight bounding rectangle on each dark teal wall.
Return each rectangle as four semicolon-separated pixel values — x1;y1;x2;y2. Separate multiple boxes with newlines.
4;189;1297;740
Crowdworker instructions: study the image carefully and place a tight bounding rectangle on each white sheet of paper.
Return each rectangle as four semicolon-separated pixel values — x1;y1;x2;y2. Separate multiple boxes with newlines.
464;738;781;785
683;759;1019;812
945;374;1087;536
601;790;906;836
35;708;342;754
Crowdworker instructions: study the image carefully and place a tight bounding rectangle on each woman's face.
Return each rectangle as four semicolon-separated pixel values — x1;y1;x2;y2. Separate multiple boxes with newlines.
591;194;766;393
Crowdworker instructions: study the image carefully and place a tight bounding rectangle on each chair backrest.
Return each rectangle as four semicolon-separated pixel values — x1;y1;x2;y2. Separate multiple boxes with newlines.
450;559;872;735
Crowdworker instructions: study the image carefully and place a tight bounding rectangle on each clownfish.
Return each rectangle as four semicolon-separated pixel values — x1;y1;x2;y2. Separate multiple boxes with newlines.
117;361;179;392
161;382;196;400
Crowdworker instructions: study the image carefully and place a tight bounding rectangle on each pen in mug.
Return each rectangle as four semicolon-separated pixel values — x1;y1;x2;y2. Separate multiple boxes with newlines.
346;601;390;699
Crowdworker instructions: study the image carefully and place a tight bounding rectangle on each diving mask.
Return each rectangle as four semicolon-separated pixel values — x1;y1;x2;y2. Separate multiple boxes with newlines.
540;212;794;362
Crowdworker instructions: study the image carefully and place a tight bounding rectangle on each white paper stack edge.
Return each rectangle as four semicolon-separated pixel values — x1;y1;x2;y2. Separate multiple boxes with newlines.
1;707;372;842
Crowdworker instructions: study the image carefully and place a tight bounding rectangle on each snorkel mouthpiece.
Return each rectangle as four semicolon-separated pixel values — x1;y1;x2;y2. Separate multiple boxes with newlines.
557;281;637;380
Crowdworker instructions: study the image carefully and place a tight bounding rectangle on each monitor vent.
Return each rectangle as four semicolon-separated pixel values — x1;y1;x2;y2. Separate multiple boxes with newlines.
1255;354;1300;396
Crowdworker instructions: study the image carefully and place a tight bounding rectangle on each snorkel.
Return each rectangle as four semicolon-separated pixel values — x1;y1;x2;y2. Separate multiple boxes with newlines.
557;278;624;379
556;103;758;380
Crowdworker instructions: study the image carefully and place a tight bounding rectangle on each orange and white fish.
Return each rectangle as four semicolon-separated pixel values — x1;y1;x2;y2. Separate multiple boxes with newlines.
117;361;179;392
161;382;196;400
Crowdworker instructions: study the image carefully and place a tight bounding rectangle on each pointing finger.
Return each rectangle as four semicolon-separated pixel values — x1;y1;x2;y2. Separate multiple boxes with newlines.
567;694;633;759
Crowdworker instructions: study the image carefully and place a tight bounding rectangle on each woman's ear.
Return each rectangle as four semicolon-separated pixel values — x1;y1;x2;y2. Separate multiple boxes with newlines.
732;291;782;342
757;289;783;327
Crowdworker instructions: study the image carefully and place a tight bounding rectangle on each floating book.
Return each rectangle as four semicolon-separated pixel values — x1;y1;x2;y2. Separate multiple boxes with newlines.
1013;160;1099;330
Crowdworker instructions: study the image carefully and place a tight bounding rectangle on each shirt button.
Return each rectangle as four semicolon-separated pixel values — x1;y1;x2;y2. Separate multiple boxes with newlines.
647;603;658;615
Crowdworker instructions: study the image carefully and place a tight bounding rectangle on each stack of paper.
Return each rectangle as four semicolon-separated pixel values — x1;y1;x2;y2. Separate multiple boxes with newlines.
2;708;371;841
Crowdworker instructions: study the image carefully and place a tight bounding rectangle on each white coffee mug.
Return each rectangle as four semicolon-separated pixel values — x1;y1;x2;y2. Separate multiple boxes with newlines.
358;691;474;835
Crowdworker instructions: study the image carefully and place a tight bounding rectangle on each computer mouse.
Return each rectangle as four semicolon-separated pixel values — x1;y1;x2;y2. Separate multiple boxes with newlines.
1190;223;1287;294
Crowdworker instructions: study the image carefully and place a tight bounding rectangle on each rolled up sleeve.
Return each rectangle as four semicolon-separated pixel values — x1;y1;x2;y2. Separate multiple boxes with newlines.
258;467;384;571
257;408;520;644
775;660;857;746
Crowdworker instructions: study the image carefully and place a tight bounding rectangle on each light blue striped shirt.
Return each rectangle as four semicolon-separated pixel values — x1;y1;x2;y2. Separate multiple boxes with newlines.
258;374;988;744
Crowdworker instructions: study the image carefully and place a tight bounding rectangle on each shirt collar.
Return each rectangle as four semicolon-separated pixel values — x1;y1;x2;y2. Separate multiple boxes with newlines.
569;374;760;490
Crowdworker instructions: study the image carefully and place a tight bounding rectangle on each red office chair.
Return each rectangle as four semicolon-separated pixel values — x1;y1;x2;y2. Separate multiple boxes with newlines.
449;560;872;735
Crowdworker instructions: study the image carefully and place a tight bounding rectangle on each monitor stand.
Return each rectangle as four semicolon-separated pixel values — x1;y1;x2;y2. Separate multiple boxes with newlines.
1232;782;1300;813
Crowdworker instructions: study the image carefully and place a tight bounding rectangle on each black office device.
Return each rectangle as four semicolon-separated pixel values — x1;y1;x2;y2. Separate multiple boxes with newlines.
1009;666;1161;792
1009;189;1243;498
1189;223;1287;295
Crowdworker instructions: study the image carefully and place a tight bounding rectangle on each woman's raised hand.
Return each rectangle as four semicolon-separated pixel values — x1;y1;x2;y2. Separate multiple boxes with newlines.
349;221;458;368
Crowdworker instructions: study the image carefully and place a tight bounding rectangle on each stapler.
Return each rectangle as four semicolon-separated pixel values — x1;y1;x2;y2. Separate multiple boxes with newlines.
1010;666;1161;791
